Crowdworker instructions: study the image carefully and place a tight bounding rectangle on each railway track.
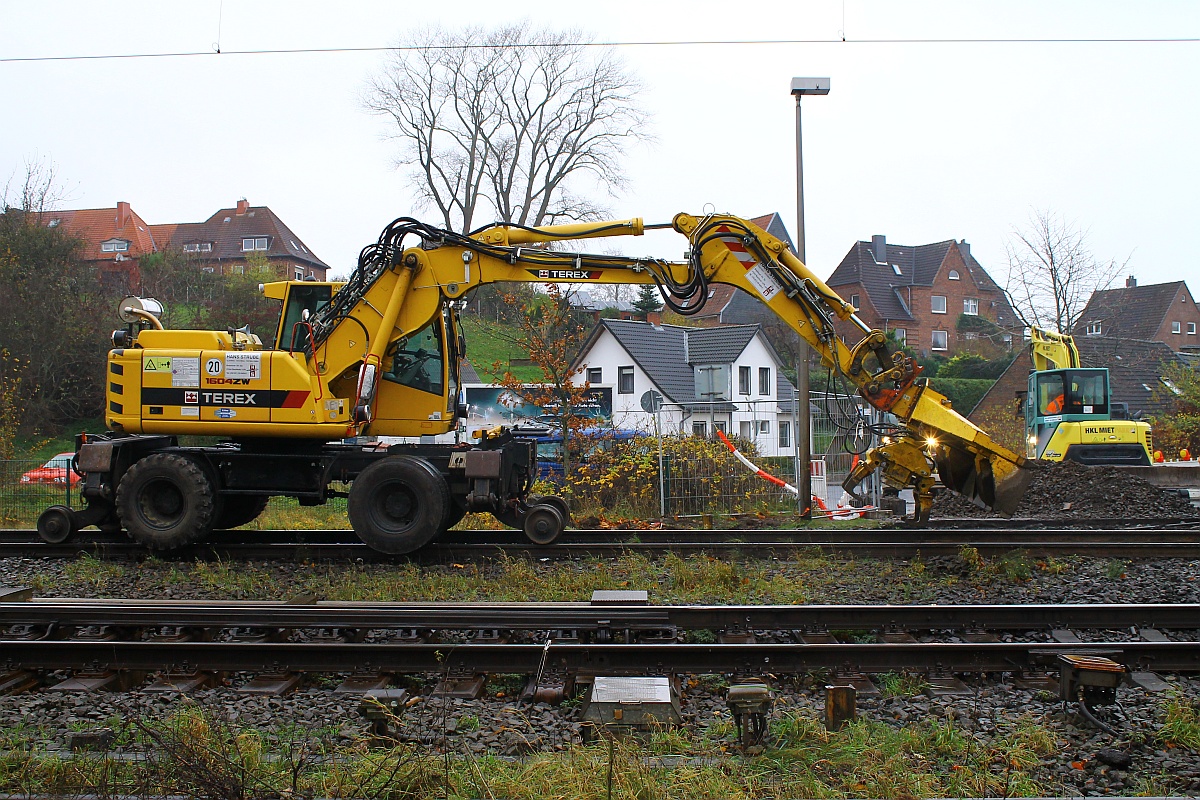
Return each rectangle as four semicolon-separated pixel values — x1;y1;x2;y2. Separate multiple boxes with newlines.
3;521;1200;560
3;593;1200;684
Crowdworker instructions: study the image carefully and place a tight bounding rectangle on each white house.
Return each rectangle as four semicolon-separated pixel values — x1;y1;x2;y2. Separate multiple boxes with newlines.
571;320;799;457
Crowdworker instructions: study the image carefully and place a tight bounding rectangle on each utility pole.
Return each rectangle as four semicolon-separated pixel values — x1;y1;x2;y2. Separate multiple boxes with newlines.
790;77;829;519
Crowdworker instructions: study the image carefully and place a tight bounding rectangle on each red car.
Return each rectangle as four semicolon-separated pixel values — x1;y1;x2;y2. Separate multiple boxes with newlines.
19;452;81;487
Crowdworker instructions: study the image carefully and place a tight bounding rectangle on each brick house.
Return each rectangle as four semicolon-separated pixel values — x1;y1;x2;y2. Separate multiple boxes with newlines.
42;199;329;293
825;235;1018;357
1073;277;1200;353
41;201;162;293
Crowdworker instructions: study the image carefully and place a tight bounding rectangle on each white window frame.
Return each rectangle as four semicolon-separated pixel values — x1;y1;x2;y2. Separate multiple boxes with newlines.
100;239;129;253
294;268;304;280
931;295;947;314
232;264;244;275
618;366;634;394
1085;322;1102;336
891;264;902;276
183;243;200;253
932;330;948;351
893;328;906;346
1172;321;1182;334
242;236;269;252
1189;322;1197;335
963;298;979;315
849;293;860;310
758;420;770;434
948;269;960;280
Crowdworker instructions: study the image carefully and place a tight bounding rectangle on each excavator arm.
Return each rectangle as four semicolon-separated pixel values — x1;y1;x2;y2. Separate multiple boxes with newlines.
300;212;1031;520
1029;325;1081;370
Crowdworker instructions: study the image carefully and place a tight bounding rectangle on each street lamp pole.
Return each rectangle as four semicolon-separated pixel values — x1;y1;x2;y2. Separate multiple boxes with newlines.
790;77;829;520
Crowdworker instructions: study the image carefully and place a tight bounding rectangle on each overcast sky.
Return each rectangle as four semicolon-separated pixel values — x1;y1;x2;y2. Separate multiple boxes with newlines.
2;1;1197;292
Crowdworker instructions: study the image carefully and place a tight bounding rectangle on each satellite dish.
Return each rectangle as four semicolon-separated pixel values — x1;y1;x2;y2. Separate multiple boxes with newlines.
640;390;664;413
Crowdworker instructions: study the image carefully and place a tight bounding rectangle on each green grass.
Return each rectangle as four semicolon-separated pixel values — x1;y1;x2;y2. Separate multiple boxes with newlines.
0;704;1077;799
460;317;542;382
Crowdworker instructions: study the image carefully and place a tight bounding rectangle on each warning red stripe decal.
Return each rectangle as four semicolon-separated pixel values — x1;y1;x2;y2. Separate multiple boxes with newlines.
281;390;310;408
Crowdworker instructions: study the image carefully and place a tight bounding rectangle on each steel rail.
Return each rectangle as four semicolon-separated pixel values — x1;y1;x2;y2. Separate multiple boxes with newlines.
3;598;1200;633
1;527;1200;560
3;639;1198;675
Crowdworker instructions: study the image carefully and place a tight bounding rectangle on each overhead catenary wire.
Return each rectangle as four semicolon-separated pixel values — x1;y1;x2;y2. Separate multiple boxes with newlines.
4;36;1199;63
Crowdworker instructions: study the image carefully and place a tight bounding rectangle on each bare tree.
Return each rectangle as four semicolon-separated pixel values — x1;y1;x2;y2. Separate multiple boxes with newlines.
364;22;650;233
3;153;68;215
1003;209;1127;334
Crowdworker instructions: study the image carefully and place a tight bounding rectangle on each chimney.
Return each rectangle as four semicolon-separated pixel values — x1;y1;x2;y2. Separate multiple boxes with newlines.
958;239;970;259
1126;275;1137;288
646;310;662;326
236;199;249;215
116;201;131;229
871;234;886;264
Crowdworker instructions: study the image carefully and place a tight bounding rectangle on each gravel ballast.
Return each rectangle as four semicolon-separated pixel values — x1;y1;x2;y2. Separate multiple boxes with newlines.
2;548;1200;795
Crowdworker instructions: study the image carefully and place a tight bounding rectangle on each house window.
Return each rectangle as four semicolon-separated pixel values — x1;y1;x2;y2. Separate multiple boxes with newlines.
893;328;906;346
849;293;860;310
231;264;244;275
713;421;727;435
586;367;602;384
1003;333;1013;348
1085;322;1102;336
692;421;707;437
184;243;199;253
931;295;947;314
1189;322;1197;335
618;366;634;394
242;237;269;251
963;298;979;315
758;367;771;396
948;269;960;280
738;366;751;395
891;264;902;276
758;420;770;434
200;242;212;252
201;267;215;274
294;268;304;280
100;239;129;253
1172;321;1182;334
932;330;948;351
778;420;791;448
740;421;755;439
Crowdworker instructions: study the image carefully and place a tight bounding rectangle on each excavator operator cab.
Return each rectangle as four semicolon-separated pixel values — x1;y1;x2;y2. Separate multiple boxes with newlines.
262;281;338;351
1026;367;1111;457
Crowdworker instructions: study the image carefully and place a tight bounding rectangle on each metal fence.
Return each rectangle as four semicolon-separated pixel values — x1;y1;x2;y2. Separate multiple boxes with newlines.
1;391;882;526
0;459;77;527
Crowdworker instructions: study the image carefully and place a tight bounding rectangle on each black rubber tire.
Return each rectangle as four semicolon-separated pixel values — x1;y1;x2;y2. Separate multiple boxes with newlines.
116;453;216;551
213;496;271;529
348;456;449;555
37;505;78;544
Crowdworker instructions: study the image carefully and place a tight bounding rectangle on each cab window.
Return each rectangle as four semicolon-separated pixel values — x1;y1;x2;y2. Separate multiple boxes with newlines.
382;321;444;395
278;284;333;350
1037;373;1065;415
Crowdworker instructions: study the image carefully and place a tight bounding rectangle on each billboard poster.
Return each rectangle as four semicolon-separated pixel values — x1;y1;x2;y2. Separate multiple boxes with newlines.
464;384;612;428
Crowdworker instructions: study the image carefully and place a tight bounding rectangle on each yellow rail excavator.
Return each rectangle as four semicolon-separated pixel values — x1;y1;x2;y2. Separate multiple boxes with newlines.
39;213;1035;552
1023;326;1153;465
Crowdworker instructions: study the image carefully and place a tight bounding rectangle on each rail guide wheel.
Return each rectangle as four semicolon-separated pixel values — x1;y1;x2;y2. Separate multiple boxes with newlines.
523;503;565;545
37;505;79;544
